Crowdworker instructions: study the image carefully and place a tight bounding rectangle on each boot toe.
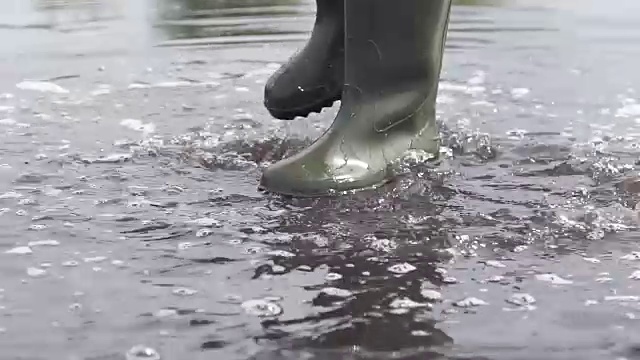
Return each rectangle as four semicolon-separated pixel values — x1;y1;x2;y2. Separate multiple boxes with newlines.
264;66;341;120
259;153;388;197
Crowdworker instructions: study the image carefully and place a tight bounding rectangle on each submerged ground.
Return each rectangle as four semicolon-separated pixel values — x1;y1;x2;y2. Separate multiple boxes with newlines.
2;0;640;359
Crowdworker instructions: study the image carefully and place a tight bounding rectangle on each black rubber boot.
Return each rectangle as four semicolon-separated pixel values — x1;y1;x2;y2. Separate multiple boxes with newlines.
259;0;452;197
263;0;345;120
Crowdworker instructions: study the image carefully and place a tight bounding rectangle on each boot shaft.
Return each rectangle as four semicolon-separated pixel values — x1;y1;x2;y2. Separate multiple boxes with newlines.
343;0;452;94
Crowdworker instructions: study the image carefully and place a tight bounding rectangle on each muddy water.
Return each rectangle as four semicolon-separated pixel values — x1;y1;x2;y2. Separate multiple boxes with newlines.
2;0;640;359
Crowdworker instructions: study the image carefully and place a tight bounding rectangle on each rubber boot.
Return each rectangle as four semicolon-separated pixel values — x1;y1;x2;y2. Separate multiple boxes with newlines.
263;0;345;120
259;0;452;197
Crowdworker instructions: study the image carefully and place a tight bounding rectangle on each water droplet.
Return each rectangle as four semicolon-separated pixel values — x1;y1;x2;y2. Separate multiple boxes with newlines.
420;289;443;301
604;296;640;303
241;299;282;317
154;309;178;318
189;218;222;228
111;260;126;267
620;252;640;261
5;246;32;255
320;287;353;298
506;293;536;306
485;275;505;283
172;288;198;296
442;276;458;284
267;250;295;258
535;273;573;285
388;263;416;274
411;330;431;337
389;298;429;309
27;267;47;277
126;345;160;360
454;297;488;308
485;260;506;268
271;265;286;274
27;240;60;247
196;229;213;237
16;81;69;94
325;273;343;281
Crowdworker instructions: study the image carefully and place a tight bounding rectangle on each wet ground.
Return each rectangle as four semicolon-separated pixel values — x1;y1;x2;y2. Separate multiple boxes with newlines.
2;0;640;359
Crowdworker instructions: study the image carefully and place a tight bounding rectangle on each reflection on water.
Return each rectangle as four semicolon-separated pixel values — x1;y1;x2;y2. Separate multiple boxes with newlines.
2;0;640;359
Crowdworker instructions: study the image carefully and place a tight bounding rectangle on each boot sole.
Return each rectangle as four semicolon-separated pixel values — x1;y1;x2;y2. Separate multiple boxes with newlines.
266;94;341;120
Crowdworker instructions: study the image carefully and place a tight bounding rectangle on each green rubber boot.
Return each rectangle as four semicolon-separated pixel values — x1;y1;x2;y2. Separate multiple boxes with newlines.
263;0;344;120
260;0;452;197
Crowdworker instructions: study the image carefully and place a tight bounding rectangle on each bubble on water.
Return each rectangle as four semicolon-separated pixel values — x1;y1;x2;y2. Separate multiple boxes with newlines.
629;270;640;280
172;288;198;296
5;246;32;255
620;252;640;261
84;256;107;263
583;257;601;264
28;224;47;231
320;287;353;298
27;267;47;277
535;273;573;285
69;303;82;311
506;293;536;307
325;273;343;281
584;300;599;306
177;242;193;250
27;240;60;247
16;81;69;94
388;263;416;274
126;345;160;360
485;260;506;268
267;250;295;258
189;218;222;228
241;299;282;317
454;297;488;308
196;229;213;238
595;277;613;283
62;261;79;267
421;289;443;301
